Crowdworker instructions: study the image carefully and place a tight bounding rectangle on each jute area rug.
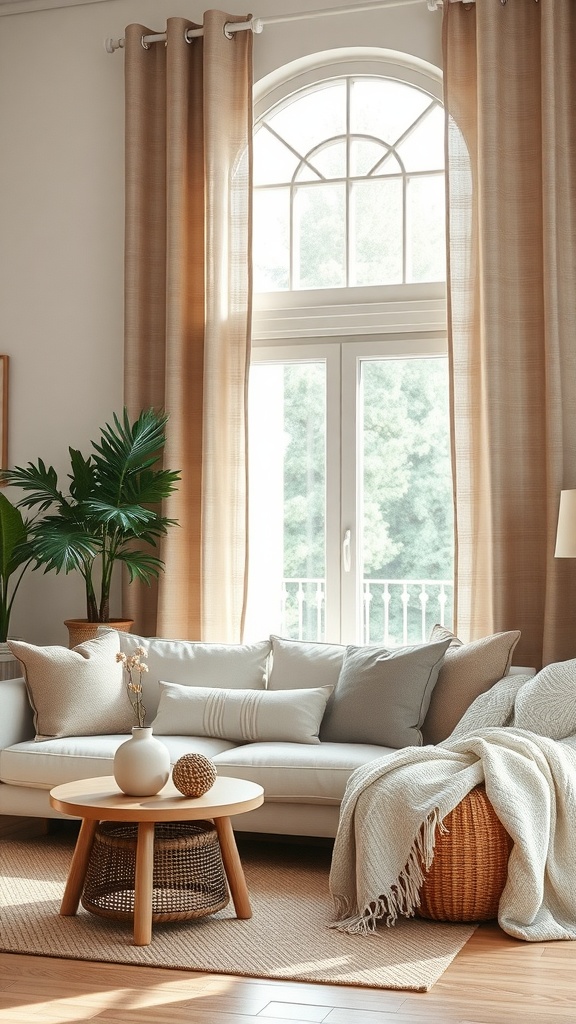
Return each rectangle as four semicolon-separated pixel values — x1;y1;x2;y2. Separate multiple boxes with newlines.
0;833;476;992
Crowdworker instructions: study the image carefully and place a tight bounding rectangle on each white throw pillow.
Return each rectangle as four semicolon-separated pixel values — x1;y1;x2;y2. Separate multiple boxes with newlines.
8;631;133;741
267;635;345;690
152;680;333;744
513;659;576;740
116;633;272;719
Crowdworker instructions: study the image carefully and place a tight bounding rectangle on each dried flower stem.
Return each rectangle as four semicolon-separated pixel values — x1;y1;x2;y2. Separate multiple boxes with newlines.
116;647;149;728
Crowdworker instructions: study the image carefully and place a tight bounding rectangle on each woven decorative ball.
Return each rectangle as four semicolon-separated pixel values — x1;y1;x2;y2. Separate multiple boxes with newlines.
417;784;513;922
172;754;217;798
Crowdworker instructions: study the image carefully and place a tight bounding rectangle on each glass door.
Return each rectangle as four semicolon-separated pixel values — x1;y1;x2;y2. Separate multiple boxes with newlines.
341;341;453;644
245;340;453;645
244;345;341;642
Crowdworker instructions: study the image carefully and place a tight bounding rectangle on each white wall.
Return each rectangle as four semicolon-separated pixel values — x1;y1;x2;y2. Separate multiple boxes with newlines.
0;0;442;644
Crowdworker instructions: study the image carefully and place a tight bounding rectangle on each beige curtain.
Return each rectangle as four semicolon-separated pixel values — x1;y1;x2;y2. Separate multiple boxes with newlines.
444;1;576;669
123;13;253;642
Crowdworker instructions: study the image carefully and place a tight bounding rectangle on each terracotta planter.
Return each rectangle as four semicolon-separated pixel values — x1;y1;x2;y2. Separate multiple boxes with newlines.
64;618;134;650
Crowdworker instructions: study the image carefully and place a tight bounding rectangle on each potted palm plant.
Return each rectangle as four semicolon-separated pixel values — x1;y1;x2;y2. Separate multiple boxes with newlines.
2;407;180;646
0;491;34;676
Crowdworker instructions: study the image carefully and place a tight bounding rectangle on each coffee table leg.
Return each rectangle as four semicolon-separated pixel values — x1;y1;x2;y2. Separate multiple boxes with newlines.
60;817;98;916
133;820;155;946
214;815;252;919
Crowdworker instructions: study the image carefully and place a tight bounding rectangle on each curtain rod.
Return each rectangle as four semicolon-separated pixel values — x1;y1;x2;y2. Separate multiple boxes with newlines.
105;0;467;53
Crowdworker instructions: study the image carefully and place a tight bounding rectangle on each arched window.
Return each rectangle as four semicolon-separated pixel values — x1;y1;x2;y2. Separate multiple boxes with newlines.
253;74;445;291
246;53;453;647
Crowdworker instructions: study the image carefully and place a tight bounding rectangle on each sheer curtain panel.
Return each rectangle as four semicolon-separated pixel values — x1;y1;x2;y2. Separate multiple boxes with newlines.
443;1;576;669
123;13;253;642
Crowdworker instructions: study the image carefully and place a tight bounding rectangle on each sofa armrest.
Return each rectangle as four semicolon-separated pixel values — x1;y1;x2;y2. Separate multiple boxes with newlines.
0;676;35;747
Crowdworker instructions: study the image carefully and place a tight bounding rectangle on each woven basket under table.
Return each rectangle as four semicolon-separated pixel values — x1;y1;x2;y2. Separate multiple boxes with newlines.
417;784;513;922
81;820;229;922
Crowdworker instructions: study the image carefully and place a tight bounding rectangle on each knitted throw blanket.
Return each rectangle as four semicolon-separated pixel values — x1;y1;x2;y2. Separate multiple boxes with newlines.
329;728;576;941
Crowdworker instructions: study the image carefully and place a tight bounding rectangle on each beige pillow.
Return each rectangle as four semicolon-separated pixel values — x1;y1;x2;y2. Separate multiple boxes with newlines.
8;631;133;741
422;625;521;744
152;680;333;744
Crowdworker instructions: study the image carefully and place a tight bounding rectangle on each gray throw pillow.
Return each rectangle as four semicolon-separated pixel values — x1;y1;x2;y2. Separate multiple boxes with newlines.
319;639;451;748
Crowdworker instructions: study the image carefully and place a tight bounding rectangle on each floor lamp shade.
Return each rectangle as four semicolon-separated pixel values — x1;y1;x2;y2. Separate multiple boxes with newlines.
555;490;576;557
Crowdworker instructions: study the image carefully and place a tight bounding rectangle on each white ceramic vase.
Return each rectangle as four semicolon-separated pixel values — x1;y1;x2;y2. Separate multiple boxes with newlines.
113;727;170;797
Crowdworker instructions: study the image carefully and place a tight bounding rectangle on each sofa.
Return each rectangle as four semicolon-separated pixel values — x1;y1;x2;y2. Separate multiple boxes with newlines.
0;627;527;839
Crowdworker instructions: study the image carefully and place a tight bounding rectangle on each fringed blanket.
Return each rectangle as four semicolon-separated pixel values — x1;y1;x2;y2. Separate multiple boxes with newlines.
329;728;576;941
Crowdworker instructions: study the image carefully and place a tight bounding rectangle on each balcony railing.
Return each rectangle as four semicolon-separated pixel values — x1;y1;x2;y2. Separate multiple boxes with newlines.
281;577;453;645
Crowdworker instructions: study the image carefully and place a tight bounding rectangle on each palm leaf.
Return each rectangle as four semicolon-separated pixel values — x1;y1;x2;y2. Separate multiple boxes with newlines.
123;517;179;544
0;493;29;579
30;522;99;575
92;408;169;479
121;468;180;506
116;549;165;584
0;460;64;512
68;448;98;502
82;501;156;532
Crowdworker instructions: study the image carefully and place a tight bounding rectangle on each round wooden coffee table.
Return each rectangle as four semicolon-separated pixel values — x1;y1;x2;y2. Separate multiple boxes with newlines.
49;775;264;946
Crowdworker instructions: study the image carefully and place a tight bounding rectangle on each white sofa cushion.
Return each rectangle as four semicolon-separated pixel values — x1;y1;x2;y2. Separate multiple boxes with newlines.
152;681;333;744
212;740;395;803
0;734;236;790
117;634;271;717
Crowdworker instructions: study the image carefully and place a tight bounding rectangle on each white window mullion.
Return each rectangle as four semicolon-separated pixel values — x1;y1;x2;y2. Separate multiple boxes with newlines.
290;185;296;290
340;344;361;644
324;345;342;642
345;78;351;288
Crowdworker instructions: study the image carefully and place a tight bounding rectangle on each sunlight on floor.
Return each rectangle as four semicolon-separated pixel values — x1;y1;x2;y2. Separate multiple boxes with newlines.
1;973;237;1021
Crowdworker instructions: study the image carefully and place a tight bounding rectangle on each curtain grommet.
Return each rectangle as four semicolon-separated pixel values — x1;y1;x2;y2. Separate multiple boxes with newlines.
141;34;150;50
223;22;235;40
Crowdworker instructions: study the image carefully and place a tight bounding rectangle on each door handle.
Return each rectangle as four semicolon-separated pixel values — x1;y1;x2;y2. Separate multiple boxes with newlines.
343;529;351;573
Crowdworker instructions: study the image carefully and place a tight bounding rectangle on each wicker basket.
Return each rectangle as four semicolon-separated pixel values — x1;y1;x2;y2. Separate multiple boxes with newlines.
417;785;513;922
81;820;229;922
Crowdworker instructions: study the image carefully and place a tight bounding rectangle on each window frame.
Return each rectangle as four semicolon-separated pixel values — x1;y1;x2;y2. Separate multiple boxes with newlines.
253;49;446;342
248;50;450;645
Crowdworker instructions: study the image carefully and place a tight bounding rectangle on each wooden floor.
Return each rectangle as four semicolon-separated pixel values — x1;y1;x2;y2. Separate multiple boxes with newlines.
2;923;576;1024
2;821;576;1023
